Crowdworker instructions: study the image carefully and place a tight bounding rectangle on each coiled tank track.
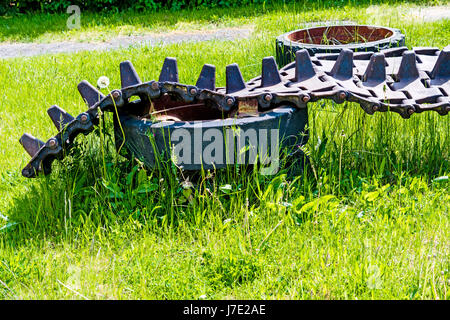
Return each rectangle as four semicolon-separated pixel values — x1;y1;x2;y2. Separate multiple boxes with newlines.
20;46;449;178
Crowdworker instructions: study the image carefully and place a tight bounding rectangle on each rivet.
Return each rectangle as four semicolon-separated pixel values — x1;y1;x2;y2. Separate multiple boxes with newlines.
264;94;272;102
80;114;88;123
372;105;379;112
408;108;415;115
48;138;58;149
339;92;347;100
190;88;197;95
112;90;121;99
302;95;310;103
226;98;234;105
151;82;159;90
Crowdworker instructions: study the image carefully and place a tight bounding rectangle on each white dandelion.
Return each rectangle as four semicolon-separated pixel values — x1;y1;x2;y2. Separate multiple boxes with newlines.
97;76;110;89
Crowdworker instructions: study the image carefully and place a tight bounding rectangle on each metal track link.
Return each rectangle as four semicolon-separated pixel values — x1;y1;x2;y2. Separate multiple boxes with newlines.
20;46;449;178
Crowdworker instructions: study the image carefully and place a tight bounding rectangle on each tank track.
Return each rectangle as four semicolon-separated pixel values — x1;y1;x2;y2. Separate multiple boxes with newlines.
20;46;449;178
276;25;405;66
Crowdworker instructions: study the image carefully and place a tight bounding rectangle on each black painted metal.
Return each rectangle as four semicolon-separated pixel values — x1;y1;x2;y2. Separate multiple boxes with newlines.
77;80;105;107
120;60;142;88
226;63;247;94
159;57;179;82
47;105;75;131
19;45;449;178
115;107;308;171
196;64;216;90
19;133;44;158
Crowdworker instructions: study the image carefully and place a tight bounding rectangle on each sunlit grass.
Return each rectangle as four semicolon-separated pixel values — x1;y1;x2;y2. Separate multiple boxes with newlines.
0;1;447;43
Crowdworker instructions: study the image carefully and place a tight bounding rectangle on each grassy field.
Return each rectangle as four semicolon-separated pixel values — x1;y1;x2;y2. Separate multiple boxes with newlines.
0;1;449;299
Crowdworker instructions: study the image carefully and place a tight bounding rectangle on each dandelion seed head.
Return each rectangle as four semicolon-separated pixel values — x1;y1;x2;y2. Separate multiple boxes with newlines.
97;76;110;89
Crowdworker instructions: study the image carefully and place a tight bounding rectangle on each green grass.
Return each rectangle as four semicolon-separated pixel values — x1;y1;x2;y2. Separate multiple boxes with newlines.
0;2;449;299
0;0;447;43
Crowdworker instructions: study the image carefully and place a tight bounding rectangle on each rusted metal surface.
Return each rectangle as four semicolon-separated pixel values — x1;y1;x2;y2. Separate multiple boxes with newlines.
276;25;405;67
19;45;449;178
287;25;397;45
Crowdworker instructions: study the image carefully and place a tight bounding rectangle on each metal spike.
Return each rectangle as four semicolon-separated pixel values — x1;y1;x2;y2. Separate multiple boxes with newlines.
77;80;105;107
363;53;386;83
330;48;354;80
19;133;44;157
261;56;281;87
294;49;316;82
47;105;75;131
431;47;450;79
120;60;141;88
195;64;216;90
159;57;179;82
226;63;246;94
397;51;419;81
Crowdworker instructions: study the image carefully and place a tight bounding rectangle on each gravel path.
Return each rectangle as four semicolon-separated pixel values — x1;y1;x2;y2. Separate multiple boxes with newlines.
2;5;448;60
0;27;253;59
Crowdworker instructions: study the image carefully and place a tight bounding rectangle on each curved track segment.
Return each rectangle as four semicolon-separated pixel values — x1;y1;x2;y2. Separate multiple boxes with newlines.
20;47;449;178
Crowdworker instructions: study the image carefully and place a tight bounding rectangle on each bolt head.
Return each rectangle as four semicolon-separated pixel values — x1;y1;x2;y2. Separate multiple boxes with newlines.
48;138;58;149
80;114;88;123
372;105;379;112
302;95;310;103
112;91;121;99
408;108;415;115
190;88;197;95
339;92;347;100
226;98;234;105
264;94;272;102
151;82;159;90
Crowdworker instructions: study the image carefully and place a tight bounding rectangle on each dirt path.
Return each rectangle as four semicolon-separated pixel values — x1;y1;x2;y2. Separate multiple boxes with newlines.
0;27;253;59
